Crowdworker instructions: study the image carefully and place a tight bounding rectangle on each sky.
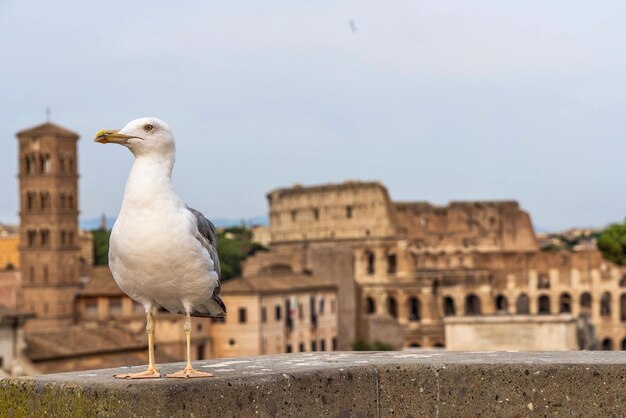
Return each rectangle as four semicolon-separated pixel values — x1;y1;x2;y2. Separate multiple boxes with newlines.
1;0;625;231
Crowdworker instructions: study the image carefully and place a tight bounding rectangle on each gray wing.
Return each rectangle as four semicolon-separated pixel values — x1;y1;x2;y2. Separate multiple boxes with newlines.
187;206;227;317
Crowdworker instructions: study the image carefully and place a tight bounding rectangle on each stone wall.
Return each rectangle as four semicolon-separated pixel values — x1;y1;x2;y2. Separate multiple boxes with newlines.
2;352;626;417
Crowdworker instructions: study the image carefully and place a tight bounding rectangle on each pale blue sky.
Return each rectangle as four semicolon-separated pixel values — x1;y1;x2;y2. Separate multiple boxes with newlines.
1;0;625;231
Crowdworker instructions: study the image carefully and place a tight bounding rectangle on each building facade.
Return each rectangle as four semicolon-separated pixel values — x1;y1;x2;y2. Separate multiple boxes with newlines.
264;181;626;351
16;122;82;331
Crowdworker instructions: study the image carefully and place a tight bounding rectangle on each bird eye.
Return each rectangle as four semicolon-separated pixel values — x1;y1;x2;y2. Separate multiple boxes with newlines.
144;124;154;132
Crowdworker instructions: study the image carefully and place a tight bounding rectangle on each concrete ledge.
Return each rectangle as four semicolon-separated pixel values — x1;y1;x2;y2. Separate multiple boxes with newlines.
2;351;626;417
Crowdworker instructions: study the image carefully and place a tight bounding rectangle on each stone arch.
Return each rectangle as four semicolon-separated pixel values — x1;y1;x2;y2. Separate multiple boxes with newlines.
600;292;611;317
495;294;508;313
365;250;375;275
602;338;614;351
365;296;376;314
538;295;551;314
559;292;572;314
408;296;421;321
465;294;481;316
386;296;398;319
516;294;530;314
443;296;456;316
580;292;592;311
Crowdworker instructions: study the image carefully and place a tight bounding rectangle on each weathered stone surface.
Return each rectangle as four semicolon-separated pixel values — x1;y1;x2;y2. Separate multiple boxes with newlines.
2;351;626;417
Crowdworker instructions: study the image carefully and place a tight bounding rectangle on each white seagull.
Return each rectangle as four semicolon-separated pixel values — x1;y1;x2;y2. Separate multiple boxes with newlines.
95;117;226;379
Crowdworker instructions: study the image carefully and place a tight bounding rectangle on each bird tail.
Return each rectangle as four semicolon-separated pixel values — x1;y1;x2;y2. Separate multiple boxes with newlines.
190;295;227;318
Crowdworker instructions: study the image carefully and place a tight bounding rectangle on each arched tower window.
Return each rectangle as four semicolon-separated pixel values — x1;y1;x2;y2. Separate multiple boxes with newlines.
559;293;572;313
443;296;456;316
346;205;353;219
495;295;508;313
386;296;398;319
59;156;65;173
516;294;530;314
59;193;66;209
365;297;376;314
43;154;51;174
408;297;421;321
68;194;74;209
465;294;481;316
600;292;611;317
27;230;37;247
538;295;551;314
68;231;74;245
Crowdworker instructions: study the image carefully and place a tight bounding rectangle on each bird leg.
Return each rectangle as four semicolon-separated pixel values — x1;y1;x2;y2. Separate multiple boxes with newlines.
165;312;213;378
115;310;161;379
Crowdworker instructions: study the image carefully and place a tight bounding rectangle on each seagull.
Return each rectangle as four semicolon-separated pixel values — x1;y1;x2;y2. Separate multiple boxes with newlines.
94;117;226;379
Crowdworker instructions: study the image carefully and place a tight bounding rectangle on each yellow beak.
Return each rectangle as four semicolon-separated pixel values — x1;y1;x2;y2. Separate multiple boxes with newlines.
93;129;135;144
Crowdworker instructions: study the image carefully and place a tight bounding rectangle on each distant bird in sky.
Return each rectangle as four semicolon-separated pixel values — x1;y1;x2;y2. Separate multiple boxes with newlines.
349;19;358;34
95;117;226;379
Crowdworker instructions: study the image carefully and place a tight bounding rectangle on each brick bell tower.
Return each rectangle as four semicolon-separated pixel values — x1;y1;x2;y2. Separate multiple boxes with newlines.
16;121;81;331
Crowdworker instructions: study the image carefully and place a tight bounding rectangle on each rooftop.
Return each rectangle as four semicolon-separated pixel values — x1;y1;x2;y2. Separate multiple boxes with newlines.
221;273;336;295
16;121;79;139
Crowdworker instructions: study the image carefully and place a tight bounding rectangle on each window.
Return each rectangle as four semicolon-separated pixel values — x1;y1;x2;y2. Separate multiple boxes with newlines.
43;266;48;284
313;208;319;220
387;254;397;275
311;341;317;351
495;295;508;313
68;231;74;245
346;205;353;219
109;297;123;315
68;194;74;209
408;297;421;321
465;294;481;315
559;293;572;314
43;154;51;174
365;297;376;314
286;344;292;353
580;292;592;310
85;298;98;316
261;307;267;323
59;156;65;173
290;209;297;222
386;296;398;319
310;296;317;326
332;337;338;351
319;298;325;315
621;295;626;322
238;307;247;323
537;273;550;289
601;292;611;317
320;339;326;351
197;343;206;360
228;338;236;346
60;230;66;245
40;230;50;247
538;295;551;314
275;305;282;321
299;343;305;352
516;294;530;314
365;251;375;275
444;296;456;316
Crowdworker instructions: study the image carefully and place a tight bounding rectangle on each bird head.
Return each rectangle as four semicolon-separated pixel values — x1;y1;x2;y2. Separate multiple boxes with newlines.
94;117;175;156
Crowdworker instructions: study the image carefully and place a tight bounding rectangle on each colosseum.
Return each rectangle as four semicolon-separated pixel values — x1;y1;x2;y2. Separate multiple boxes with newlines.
245;180;626;351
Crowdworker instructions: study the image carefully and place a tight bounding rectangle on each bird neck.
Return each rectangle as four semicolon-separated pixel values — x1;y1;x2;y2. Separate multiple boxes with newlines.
122;153;176;208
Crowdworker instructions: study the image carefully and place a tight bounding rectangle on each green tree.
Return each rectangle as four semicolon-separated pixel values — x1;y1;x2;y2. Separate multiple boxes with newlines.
92;228;111;265
597;220;626;265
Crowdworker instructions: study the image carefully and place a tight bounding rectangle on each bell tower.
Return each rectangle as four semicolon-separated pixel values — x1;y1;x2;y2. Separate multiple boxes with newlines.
16;121;81;331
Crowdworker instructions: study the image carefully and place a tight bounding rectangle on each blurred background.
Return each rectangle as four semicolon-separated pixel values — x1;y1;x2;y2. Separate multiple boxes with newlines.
1;0;626;376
